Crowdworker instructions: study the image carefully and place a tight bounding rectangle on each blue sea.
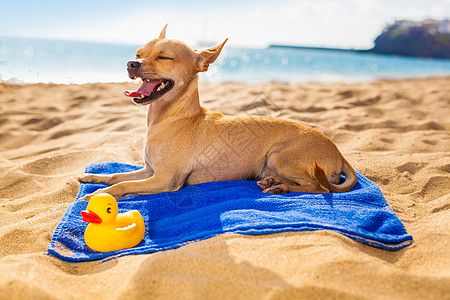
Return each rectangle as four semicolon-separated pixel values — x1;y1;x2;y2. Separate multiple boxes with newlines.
1;36;450;84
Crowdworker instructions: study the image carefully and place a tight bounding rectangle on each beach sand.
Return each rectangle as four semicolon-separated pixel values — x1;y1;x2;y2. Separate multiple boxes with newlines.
0;77;449;299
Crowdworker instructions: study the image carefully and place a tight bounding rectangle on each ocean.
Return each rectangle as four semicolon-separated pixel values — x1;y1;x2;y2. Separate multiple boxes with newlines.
1;36;450;84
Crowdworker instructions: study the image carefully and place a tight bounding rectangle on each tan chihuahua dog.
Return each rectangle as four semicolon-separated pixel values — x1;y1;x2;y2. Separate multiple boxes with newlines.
78;25;357;200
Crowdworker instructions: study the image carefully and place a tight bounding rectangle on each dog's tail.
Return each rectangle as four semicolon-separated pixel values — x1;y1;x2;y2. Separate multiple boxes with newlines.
313;159;357;193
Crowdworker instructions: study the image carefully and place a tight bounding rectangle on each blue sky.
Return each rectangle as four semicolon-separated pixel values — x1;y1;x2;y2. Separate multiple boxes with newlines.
2;0;449;48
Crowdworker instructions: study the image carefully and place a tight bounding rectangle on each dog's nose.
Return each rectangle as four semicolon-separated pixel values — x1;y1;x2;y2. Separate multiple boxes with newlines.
127;60;141;69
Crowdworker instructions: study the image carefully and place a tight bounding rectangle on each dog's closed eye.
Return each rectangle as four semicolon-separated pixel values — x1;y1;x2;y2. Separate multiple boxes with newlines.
156;56;173;61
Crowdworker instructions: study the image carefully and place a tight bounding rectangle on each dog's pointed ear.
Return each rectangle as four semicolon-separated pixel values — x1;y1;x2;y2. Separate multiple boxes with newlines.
195;38;228;72
159;24;168;39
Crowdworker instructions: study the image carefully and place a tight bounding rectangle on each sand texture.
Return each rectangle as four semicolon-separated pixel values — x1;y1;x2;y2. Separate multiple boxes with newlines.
0;77;449;299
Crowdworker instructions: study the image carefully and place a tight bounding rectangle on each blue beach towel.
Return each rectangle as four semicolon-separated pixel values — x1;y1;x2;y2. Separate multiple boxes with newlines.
48;162;412;262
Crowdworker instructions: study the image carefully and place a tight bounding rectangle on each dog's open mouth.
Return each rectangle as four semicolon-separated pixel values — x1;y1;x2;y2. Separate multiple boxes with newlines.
124;79;174;104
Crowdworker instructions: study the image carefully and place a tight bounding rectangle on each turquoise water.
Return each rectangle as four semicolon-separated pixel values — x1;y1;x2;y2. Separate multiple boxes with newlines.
1;36;450;84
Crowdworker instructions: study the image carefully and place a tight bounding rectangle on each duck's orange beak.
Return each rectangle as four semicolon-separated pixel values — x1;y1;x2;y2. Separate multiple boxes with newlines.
81;210;102;224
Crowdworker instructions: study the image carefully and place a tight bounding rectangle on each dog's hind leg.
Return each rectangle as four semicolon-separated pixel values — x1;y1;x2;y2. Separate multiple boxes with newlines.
257;171;301;194
258;152;330;194
258;176;288;194
257;168;304;194
258;175;327;194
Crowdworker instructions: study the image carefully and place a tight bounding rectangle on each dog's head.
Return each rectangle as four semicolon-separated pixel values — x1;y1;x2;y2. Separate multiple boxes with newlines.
124;24;228;105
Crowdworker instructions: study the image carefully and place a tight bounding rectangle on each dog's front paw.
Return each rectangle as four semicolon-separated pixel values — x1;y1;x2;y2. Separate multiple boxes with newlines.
78;193;92;201
77;174;92;183
77;174;105;184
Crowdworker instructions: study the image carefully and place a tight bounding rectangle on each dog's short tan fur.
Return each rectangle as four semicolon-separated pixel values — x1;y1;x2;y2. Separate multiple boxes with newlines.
78;25;357;200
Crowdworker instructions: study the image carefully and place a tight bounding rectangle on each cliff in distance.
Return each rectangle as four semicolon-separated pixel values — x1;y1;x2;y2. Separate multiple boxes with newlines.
370;19;450;59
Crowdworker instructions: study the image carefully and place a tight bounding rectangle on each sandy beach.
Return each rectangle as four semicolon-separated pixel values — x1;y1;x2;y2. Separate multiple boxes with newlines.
0;77;449;299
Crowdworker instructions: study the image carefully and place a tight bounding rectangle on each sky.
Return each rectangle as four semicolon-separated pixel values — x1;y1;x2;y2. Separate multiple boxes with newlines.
1;0;449;49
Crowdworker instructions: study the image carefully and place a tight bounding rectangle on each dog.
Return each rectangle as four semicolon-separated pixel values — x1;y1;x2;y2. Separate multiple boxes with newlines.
78;25;357;201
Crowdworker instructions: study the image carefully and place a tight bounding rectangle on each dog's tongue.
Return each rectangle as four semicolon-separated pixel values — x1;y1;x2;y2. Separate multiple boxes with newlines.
124;80;161;97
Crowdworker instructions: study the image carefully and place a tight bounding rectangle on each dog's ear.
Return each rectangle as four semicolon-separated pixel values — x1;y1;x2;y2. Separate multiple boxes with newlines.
159;24;168;39
195;38;228;72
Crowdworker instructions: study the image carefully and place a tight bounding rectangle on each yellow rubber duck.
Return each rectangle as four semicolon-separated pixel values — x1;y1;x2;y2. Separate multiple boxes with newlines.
80;193;145;252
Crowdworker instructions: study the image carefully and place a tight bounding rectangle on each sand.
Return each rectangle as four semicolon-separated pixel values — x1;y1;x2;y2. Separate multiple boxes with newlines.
0;77;449;299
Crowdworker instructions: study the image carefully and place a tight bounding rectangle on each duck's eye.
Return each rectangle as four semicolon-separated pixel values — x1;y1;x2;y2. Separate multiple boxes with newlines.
106;207;112;214
156;56;173;61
